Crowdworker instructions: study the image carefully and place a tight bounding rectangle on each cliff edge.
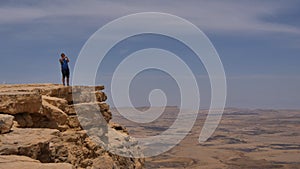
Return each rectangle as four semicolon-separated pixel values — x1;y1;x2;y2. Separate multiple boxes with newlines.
0;84;144;169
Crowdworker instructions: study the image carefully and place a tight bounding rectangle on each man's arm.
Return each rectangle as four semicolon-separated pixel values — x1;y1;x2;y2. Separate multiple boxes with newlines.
65;56;70;62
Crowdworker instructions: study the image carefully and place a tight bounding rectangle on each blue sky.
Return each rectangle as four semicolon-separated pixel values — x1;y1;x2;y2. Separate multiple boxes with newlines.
0;0;300;109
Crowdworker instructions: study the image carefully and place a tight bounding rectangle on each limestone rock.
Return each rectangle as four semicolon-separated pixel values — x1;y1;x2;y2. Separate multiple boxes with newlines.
50;130;101;168
0;128;59;162
74;102;111;125
65;102;111;120
0;92;41;114
42;96;68;112
72;91;107;104
64;105;77;115
0;114;14;134
67;115;81;128
102;110;112;123
13;113;34;127
99;102;109;112
106;128;142;158
60;130;87;143
42;100;68;125
60;86;105;103
91;153;115;169
95;91;107;102
0;84;144;169
109;122;129;135
71;86;105;93
0;155;73;169
14;112;59;129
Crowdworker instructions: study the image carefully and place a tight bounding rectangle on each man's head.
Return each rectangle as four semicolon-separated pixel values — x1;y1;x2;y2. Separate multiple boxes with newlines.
61;53;65;58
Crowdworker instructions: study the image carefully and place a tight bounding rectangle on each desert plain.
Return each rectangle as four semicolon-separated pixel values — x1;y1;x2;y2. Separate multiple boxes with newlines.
111;107;300;169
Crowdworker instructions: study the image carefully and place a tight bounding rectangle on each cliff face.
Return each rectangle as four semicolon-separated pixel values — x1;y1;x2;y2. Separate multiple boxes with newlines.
0;84;144;169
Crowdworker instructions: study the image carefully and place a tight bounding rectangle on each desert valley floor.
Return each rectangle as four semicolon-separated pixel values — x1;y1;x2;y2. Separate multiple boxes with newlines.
111;107;300;169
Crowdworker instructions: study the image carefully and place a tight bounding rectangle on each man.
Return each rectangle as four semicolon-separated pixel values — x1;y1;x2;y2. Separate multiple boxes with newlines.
59;53;70;86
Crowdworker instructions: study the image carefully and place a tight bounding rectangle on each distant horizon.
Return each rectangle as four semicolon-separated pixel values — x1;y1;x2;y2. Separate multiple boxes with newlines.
110;105;300;111
1;1;300;109
1;82;300;110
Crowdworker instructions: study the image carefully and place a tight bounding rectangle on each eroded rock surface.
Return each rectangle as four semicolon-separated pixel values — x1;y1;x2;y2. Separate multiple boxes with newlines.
0;128;59;162
0;84;144;169
0;155;73;169
0;114;14;134
0;91;41;114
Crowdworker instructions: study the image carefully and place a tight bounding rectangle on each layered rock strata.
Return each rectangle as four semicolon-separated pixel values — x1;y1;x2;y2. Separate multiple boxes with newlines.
0;84;144;169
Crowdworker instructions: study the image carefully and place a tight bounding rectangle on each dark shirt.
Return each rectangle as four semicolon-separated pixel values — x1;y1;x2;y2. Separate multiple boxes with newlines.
60;58;69;70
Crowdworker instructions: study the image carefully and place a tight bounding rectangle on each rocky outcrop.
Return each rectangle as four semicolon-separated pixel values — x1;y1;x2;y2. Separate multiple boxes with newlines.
0;84;144;169
0;155;73;169
0;114;14;134
42;99;68;125
0;128;59;162
0;84;111;130
0;91;41;114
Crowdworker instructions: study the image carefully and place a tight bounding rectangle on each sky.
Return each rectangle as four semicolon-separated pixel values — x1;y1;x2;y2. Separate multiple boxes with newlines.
0;0;300;109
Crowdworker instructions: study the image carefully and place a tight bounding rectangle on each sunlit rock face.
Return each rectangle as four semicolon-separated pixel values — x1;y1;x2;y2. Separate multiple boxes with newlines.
0;84;144;169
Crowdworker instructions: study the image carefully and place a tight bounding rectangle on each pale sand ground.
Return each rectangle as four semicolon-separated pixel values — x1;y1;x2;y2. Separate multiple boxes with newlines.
111;107;300;169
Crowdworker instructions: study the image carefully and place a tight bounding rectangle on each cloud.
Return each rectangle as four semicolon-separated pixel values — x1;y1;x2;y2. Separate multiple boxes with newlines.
164;1;300;35
228;74;300;80
0;0;299;36
0;7;46;23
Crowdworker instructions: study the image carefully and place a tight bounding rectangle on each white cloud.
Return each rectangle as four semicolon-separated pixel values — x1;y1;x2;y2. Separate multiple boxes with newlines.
0;7;46;23
0;0;299;35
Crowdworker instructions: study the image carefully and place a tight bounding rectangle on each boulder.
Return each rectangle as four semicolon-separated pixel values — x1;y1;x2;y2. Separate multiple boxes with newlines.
0;114;14;134
0;92;41;114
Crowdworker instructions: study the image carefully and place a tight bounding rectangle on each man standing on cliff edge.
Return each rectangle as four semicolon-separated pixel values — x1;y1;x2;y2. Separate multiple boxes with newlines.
59;53;70;86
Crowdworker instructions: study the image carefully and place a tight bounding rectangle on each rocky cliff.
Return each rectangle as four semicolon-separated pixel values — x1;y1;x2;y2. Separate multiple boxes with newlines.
0;84;144;169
